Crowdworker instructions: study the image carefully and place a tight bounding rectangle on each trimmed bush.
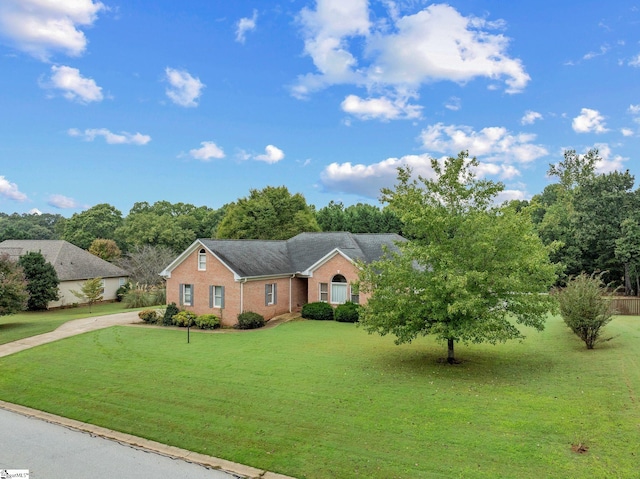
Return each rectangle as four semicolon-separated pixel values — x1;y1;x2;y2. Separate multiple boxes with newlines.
115;282;131;302
236;311;265;330
335;301;360;323
173;310;197;327
301;301;334;321
138;309;158;323
163;302;179;326
195;314;221;330
557;272;616;349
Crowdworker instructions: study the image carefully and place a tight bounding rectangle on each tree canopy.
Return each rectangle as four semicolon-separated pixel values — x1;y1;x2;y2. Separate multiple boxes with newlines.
63;203;124;250
359;151;558;363
115;201;221;253
216;186;320;240
0;254;28;316
17;251;59;310
316;201;403;234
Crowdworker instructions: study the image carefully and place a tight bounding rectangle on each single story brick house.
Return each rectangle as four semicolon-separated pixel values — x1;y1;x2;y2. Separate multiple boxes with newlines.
160;232;405;326
0;240;129;308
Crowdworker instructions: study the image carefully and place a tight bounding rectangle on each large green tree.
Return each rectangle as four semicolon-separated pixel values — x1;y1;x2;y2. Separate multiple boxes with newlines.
17;251;59;310
359;152;558;363
0;254;28;316
63;204;124;250
316;201;403;234
115;201;221;252
216;186;320;239
0;212;65;241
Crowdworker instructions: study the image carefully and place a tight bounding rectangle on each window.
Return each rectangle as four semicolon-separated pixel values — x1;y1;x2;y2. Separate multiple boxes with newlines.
181;284;193;306
331;274;348;304
265;283;277;305
119;277;126;287
319;283;328;302
100;278;106;295
350;283;360;304
210;285;224;308
198;249;206;271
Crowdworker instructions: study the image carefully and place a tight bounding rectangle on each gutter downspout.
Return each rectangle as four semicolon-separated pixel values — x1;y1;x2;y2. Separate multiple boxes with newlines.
240;278;247;314
289;274;296;313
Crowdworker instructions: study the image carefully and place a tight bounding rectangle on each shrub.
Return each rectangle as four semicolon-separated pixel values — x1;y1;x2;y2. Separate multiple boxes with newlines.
557;272;616;349
115;281;131;302
123;288;153;308
138;309;158;323
163;302;179;326
195;314;221;330
152;287;166;305
173;310;197;327
236;311;265;330
301;301;334;321
335;301;360;323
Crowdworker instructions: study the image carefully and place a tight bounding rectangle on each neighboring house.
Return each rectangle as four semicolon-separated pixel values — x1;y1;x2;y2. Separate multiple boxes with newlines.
160;232;405;326
0;240;129;308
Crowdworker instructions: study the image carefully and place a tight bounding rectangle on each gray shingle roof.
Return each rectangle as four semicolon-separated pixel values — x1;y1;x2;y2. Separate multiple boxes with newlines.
196;232;405;278
0;240;129;281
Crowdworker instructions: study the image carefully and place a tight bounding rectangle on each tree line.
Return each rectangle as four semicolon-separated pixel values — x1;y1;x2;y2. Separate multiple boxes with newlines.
1;148;639;294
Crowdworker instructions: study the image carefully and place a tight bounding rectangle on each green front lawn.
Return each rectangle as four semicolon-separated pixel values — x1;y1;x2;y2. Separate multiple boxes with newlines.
0;303;140;345
0;316;638;478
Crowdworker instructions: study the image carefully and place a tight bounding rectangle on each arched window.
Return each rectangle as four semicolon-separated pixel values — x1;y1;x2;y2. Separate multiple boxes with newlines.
198;248;206;271
331;274;348;304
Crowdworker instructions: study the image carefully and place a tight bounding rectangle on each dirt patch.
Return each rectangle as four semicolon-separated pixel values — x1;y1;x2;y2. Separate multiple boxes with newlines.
571;443;589;454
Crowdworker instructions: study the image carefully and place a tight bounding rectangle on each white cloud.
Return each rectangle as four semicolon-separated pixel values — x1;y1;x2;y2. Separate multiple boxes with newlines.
255;145;285;164
583;44;609;60
593;143;628;173
419;123;548;163
0;176;27;201
165;68;205;107
629;54;640;67
320;152;524;199
0;0;106;61
340;94;421;120
189;141;225;161
445;96;461;111
47;194;78;209
44;65;103;103
28;208;42;215
621;128;634;137
629;104;640;115
521;110;542;125
235;10;257;44
68;128;151;145
293;2;529;101
572;108;609;133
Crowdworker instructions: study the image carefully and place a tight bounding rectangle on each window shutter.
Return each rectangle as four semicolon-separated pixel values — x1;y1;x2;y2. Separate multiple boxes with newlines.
209;285;213;308
179;283;184;306
220;286;225;309
265;284;269;306
191;284;194;306
273;284;277;304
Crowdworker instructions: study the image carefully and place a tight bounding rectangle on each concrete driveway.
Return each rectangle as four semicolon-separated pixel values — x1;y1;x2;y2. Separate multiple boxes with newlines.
0;311;141;358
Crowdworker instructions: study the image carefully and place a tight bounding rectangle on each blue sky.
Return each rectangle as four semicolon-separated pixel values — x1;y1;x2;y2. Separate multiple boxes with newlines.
1;0;639;216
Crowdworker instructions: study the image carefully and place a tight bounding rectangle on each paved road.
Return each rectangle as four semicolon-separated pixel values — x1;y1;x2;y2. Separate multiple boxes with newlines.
0;407;240;479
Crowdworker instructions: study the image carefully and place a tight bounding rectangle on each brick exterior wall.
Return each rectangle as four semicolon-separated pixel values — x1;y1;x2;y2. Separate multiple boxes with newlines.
166;245;371;326
308;253;369;305
166;246;308;326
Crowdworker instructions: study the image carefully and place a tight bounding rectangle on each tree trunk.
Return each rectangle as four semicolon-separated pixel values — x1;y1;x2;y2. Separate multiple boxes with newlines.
447;338;455;364
623;263;633;296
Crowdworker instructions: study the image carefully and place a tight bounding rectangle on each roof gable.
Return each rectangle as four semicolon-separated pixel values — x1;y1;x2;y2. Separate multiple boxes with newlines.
0;240;129;281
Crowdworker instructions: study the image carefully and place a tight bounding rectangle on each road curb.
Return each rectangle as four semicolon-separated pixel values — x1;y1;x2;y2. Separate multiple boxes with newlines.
0;400;296;479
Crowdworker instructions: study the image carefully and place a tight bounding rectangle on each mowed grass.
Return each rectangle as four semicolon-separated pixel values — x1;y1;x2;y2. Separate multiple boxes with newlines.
0;316;638;478
0;303;141;345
